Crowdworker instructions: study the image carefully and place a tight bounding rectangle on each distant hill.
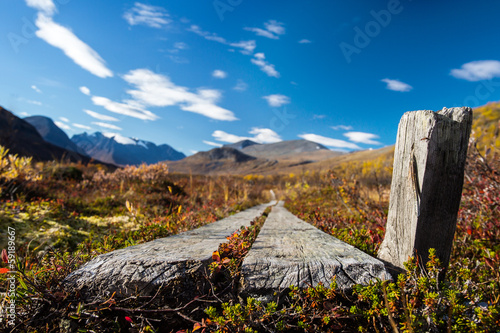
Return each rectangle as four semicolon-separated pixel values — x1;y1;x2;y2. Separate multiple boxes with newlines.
0;106;97;164
72;132;185;166
168;147;277;175
470;101;500;154
222;139;342;164
186;147;257;163
168;141;346;175
240;139;329;159
24;115;87;155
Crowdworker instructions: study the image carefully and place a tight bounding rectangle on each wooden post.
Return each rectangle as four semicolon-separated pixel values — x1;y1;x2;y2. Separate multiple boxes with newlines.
378;107;472;273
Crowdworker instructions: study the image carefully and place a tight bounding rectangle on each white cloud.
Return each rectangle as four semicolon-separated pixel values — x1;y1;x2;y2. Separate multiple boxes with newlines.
244;27;277;39
298;39;312;44
31;85;42;93
245;20;285;39
188;25;227;44
55;121;71;130
92;122;123;131
122;68;237;121
79;86;90;95
103;132;136;145
313;115;326;120
72;123;92;130
450;60;500;81
265;20;285;35
212;130;248;143
331;125;353;131
169;55;189;64
203;140;223;147
25;0;56;16
251;53;280;78
91;96;159;121
233;79;248;92
84;109;119;122
212;70;227;79
19;112;30;117
263;94;290;107
229;40;256;54
35;14;113;78
343;132;381;145
381;78;412;92
26;99;42;106
212;127;281;144
174;42;188;50
249;128;281;143
59;117;69;123
298;134;361;150
188;25;255;54
123;3;170;28
37;77;62;87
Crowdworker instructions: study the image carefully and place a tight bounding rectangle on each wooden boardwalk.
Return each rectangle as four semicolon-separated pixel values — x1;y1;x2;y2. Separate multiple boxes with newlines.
65;202;275;299
65;201;390;301
241;202;390;301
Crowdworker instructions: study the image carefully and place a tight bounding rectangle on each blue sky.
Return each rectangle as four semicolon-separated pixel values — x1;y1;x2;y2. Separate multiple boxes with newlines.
1;0;500;155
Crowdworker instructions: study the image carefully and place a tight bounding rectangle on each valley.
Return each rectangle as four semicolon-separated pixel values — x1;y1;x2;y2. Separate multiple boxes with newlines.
0;102;498;332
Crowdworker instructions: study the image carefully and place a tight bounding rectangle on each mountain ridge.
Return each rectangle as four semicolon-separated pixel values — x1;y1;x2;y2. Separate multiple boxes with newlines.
24;115;87;155
0;106;98;164
238;139;330;160
168;147;276;175
224;140;260;150
71;132;186;166
168;139;345;175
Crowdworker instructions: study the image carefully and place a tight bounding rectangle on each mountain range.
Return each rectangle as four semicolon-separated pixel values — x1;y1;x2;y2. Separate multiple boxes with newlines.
0;106;93;164
168;140;344;175
2;102;497;175
23;114;185;166
2;106;346;171
0;105;367;174
71;132;185;166
228;139;328;158
0;107;186;167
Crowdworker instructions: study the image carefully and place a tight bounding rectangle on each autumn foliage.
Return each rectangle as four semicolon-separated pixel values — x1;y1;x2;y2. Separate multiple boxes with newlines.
0;106;498;332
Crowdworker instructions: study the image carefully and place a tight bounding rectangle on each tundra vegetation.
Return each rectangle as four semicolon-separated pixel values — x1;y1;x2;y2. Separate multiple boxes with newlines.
0;104;498;332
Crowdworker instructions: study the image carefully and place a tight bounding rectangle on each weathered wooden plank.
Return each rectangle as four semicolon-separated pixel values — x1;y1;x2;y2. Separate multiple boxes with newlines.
378;107;472;272
64;201;275;300
241;202;390;301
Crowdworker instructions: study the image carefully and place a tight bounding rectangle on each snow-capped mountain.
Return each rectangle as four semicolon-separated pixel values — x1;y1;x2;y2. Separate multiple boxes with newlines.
71;132;185;166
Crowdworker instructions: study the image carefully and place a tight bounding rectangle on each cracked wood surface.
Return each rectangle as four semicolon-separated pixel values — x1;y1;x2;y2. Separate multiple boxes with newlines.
64;201;275;300
241;202;390;301
378;107;472;271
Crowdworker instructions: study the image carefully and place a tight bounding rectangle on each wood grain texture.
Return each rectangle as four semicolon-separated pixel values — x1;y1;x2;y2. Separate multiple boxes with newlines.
378;107;472;271
241;202;390;301
64;202;275;300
